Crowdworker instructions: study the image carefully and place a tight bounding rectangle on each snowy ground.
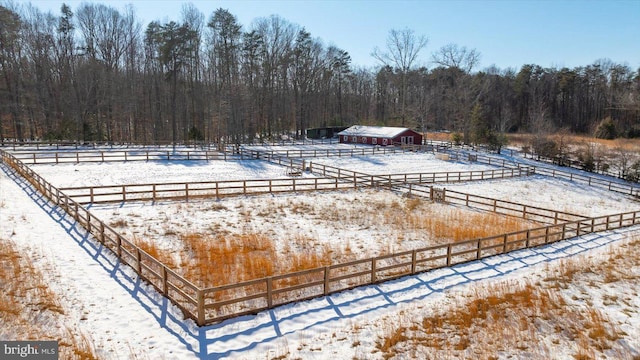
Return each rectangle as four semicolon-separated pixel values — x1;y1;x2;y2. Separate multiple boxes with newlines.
30;160;315;188
310;152;495;175
2;146;640;359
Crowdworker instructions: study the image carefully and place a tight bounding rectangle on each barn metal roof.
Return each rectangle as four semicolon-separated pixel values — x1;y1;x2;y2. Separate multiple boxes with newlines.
337;125;412;138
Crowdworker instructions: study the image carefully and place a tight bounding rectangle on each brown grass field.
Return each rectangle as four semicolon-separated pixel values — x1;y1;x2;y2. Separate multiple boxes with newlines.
0;237;99;359
508;133;640;153
126;193;539;288
425;131;640;153
372;233;640;359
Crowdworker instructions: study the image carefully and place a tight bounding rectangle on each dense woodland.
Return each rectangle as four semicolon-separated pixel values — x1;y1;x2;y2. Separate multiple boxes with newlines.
1;2;639;146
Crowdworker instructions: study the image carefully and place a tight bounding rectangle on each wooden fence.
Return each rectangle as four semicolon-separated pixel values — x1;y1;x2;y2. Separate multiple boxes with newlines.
58;161;534;205
308;162;534;186
60;178;356;204
472;153;640;198
409;185;589;224
197;210;640;324
9;143;426;165
0;151;201;324
304;162;581;225
9;149;238;164
3;148;639;327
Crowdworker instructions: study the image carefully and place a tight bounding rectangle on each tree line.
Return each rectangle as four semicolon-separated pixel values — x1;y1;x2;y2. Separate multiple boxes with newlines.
1;2;639;146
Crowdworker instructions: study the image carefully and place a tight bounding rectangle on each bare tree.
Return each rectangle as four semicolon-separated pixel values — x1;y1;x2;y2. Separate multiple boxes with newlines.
432;43;480;73
372;28;428;126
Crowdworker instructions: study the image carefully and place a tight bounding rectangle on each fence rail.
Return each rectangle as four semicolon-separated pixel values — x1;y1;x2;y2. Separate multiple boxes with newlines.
60;178;356;204
9;150;239;164
197;210;640;324
472;153;640;198
307;162;533;187
58;162;534;205
411;185;589;224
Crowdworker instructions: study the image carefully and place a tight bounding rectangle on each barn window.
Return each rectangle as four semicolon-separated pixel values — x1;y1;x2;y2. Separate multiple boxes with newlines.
372;138;377;145
401;136;407;144
352;136;357;142
361;137;367;143
382;138;388;145
407;136;414;144
343;135;348;141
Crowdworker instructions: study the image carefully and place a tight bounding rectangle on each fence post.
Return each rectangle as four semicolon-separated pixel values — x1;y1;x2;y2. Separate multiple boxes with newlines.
324;267;330;295
86;211;91;231
446;245;452;266
371;259;377;283
525;230;531;248
476;240;482;259
544;227;550;244
267;278;273;307
136;249;142;274
117;235;122;257
411;250;417;274
503;234;508;253
197;289;205;326
162;266;168;295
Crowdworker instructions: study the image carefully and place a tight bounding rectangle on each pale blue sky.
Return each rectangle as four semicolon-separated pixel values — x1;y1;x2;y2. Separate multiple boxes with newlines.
23;0;640;71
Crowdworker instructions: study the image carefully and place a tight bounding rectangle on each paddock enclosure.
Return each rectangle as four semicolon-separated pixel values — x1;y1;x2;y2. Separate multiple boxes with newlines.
2;142;639;326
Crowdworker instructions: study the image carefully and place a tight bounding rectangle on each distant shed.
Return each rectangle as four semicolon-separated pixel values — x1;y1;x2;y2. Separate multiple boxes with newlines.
306;126;348;139
337;125;422;146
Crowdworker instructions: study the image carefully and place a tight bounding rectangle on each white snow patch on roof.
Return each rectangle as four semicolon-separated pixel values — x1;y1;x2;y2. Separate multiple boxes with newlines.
337;125;412;138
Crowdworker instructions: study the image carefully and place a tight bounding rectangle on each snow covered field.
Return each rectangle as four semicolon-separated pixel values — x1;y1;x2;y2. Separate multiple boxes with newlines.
2;146;640;359
30;160;315;188
310;152;496;175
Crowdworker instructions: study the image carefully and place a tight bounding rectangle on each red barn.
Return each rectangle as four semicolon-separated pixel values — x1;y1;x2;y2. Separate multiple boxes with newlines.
337;125;423;146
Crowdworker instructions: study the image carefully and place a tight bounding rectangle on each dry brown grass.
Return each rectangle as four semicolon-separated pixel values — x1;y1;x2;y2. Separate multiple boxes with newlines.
0;237;99;359
373;233;640;359
424;132;453;142
508;133;640;153
159;233;333;287
127;195;537;288
414;209;532;243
